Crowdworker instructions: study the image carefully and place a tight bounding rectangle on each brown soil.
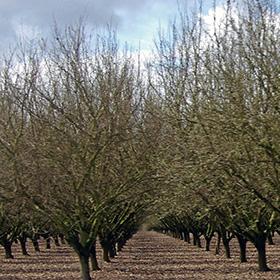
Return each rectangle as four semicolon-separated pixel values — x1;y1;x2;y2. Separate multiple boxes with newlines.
1;231;280;279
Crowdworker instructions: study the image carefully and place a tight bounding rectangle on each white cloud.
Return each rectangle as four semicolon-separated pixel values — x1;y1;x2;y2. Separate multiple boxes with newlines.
201;5;227;36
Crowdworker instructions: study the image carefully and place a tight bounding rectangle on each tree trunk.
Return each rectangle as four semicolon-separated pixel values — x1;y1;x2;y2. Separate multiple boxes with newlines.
192;233;196;246
205;236;212;251
54;235;60;246
192;232;201;248
215;231;221;254
78;253;92;280
90;243;100;271
31;238;40;252
177;230;183;240
59;233;66;244
267;233;274;245
67;235;94;280
221;231;232;258
45;237;51;249
109;242;116;258
236;233;247;263
18;235;29;256
223;239;231;258
3;241;14;259
117;237;125;251
100;241;110;262
183;230;190;243
255;238;270;271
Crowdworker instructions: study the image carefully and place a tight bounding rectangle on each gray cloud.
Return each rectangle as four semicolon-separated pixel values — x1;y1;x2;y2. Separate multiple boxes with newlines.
0;0;195;53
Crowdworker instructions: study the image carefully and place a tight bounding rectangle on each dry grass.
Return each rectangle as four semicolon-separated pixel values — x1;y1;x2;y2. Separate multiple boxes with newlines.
1;231;280;279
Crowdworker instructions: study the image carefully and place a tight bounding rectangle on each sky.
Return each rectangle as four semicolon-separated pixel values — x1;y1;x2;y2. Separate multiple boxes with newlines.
0;0;222;54
0;0;275;54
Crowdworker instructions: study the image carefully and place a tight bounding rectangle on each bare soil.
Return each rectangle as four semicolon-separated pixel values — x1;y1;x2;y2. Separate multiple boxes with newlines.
1;231;280;279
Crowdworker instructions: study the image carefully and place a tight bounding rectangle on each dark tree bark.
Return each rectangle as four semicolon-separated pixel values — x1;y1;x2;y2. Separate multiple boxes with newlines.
59;233;66;244
100;240;111;262
18;234;29;256
236;233;247;263
78;252;92;280
221;231;233;258
192;232;201;248
215;231;221;254
117;237;126;251
53;235;60;246
3;240;14;259
90;244;100;271
183;230;190;243
254;235;271;272
45;237;51;249
109;242;117;258
31;237;40;252
204;235;212;251
267;233;274;245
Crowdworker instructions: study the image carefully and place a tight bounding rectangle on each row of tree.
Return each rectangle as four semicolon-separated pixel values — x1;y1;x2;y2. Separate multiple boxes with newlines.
147;0;280;272
1;0;280;278
0;23;158;280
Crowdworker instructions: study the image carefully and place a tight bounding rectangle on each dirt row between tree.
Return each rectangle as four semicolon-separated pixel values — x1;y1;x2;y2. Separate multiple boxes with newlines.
1;231;280;279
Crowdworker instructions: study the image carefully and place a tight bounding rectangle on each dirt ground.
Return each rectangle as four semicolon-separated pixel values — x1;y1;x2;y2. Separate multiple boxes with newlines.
1;231;280;279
